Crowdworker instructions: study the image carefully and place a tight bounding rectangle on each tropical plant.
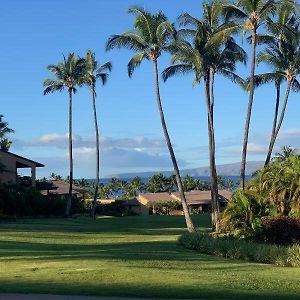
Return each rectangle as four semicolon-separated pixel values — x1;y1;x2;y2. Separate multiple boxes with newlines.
147;173;168;193
50;173;63;181
221;189;272;236
224;0;278;189
82;49;112;219
247;152;300;216
163;1;245;231
0;115;14;152
43;53;85;217
252;4;300;165
0;115;14;139
0;138;12;152
106;6;195;231
183;175;198;192
274;146;299;162
127;176;145;196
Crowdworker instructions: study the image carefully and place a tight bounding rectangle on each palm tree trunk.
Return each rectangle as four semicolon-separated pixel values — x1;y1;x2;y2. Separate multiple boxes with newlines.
91;86;100;220
265;84;280;166
210;70;215;123
65;88;73;217
240;30;257;190
152;59;195;232
265;80;292;164
204;73;219;232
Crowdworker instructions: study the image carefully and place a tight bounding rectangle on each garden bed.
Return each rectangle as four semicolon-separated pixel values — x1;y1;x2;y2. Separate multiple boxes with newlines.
179;232;300;267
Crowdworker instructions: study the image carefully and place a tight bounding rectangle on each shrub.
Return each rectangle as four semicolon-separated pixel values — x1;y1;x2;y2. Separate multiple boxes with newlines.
220;190;271;238
178;232;300;267
261;216;300;246
0;183;84;217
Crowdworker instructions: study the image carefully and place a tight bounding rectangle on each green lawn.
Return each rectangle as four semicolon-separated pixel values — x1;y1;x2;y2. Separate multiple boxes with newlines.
0;215;300;299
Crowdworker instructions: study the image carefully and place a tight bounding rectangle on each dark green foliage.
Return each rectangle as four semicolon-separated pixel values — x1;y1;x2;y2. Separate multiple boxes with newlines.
147;200;181;215
0;213;16;223
96;200;138;217
221;190;272;238
179;232;300;267
261;216;300;246
0;184;84;217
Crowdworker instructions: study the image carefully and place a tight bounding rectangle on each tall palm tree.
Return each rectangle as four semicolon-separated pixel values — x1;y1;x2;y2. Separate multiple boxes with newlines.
106;6;195;232
253;4;300;165
224;0;277;189
162;2;245;231
82;49;112;219
43;53;85;217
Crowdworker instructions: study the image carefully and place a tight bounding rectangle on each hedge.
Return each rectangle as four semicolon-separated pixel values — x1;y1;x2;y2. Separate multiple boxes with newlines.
178;232;300;267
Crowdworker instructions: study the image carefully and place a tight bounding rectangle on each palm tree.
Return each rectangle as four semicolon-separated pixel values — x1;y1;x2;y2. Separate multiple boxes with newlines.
162;2;245;231
147;173;168;193
274;146;298;162
106;6;195;232
0;138;12;151
253;5;300;165
43;53;85;217
224;0;277;189
82;49;112;219
248;153;300;215
0;115;14;140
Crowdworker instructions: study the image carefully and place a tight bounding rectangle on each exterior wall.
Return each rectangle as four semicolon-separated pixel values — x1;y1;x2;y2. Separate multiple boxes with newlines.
0;152;17;184
137;195;149;206
139;203;150;216
0;151;37;186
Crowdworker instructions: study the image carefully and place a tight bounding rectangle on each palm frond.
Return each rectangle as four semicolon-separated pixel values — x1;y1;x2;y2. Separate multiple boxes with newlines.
106;33;147;52
127;52;148;77
162;64;194;82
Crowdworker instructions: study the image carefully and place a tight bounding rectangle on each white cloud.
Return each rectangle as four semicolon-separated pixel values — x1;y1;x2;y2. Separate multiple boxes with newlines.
13;133;167;152
12;132;187;177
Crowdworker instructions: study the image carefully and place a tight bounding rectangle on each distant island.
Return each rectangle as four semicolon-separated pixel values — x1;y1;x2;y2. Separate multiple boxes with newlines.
109;161;264;179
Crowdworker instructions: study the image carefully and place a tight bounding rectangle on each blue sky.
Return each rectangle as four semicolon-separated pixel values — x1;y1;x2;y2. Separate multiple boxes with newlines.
1;0;300;179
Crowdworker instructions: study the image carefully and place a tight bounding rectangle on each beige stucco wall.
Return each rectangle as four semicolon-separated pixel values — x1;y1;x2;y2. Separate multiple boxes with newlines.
0;152;37;185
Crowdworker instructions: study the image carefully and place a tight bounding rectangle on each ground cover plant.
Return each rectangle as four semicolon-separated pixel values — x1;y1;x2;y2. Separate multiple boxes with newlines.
179;231;300;267
1;215;300;300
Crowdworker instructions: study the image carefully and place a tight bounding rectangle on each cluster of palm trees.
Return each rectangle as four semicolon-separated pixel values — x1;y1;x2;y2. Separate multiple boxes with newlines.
43;52;112;219
44;0;300;232
223;147;300;236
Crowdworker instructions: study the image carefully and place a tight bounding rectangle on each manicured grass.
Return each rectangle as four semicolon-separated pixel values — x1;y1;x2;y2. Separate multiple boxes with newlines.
0;215;300;299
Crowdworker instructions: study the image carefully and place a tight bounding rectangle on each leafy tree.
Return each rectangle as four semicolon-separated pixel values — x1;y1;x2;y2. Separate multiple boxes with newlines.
43;53;85;217
163;1;244;231
106;6;195;231
82;49;112;219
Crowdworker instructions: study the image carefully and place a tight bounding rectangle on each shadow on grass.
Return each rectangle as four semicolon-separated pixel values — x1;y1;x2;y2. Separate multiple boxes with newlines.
0;215;211;236
0;279;299;300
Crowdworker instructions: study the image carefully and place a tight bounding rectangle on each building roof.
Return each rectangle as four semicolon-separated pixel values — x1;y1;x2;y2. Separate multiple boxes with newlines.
120;199;140;207
137;190;232;205
172;190;232;205
0;150;44;167
138;192;178;202
40;180;88;196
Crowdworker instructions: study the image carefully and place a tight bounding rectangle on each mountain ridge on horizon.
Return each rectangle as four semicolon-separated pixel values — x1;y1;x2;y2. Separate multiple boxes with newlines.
108;161;264;179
